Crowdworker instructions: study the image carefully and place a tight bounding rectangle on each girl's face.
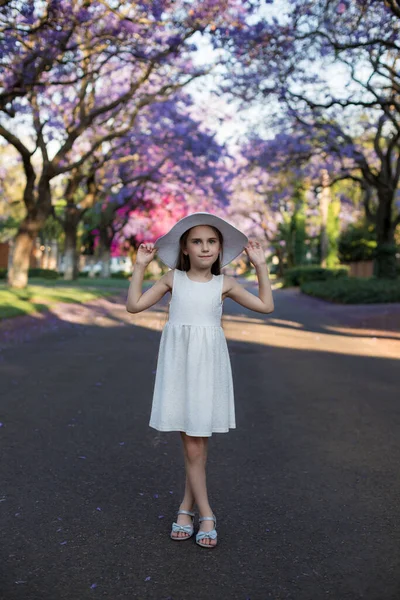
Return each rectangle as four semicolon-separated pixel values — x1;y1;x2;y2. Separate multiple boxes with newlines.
183;225;221;269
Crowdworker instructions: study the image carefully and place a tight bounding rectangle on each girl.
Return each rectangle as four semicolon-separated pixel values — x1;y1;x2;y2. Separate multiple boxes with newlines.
126;212;274;549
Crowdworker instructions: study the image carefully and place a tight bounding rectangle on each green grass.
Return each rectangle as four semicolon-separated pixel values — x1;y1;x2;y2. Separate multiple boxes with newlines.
0;283;107;320
33;277;132;289
0;277;155;320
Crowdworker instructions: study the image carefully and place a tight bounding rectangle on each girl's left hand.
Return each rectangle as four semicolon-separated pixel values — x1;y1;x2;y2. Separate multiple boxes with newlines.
244;240;265;267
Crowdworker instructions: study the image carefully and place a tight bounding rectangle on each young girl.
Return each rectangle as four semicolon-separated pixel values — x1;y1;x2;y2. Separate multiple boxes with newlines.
126;212;274;549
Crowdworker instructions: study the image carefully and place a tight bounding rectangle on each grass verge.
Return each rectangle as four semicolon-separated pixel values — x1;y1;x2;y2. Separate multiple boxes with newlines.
0;282;113;320
0;277;156;320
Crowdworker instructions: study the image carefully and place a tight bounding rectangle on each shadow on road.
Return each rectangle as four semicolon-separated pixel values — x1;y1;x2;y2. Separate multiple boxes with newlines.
0;289;399;599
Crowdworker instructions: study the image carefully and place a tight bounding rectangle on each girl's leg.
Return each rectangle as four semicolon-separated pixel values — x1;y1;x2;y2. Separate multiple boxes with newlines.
171;431;198;539
176;432;216;546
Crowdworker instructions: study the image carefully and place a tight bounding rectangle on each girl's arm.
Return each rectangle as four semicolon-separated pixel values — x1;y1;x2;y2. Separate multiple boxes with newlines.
126;243;172;314
225;241;274;314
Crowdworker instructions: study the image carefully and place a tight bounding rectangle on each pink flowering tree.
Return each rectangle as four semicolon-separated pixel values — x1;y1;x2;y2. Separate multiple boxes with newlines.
72;94;230;277
0;0;253;287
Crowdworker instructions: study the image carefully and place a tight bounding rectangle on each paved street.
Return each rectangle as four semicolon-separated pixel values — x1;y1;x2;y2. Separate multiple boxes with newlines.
1;283;399;600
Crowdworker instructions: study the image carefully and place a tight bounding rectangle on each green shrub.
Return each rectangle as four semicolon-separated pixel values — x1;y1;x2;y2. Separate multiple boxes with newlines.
0;268;60;280
111;271;131;279
78;271;102;278
338;222;376;262
284;265;349;287
301;277;400;304
28;268;59;279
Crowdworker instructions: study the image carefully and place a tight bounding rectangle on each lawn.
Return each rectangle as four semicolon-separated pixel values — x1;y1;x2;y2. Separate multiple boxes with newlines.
0;277;153;320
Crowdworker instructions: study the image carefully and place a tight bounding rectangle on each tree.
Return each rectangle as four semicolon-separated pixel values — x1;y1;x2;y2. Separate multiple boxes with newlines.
220;0;400;277
0;0;77;114
0;0;252;287
73;95;229;277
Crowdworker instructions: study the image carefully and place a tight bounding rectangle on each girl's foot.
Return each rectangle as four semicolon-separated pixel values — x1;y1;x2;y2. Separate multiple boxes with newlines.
197;513;217;547
171;505;195;539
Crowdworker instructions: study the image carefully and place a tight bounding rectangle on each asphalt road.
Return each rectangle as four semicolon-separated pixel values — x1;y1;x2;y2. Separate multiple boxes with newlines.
1;284;399;600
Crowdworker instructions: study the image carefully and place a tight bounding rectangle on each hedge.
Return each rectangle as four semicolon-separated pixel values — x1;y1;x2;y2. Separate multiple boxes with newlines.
283;265;349;287
301;277;400;304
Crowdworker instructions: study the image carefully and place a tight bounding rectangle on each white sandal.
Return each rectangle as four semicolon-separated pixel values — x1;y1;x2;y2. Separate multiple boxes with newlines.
196;514;217;548
170;509;195;541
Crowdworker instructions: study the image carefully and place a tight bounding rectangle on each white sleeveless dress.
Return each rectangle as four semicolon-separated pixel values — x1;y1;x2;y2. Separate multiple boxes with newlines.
149;268;235;437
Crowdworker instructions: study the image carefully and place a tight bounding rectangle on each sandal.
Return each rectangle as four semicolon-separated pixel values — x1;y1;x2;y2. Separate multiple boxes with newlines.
170;509;195;541
196;514;217;548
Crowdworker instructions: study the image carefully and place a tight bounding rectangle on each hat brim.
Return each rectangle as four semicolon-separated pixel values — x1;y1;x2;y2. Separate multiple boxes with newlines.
154;212;248;268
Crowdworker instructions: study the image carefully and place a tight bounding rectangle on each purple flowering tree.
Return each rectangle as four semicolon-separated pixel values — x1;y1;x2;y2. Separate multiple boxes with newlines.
241;128;372;267
220;0;400;278
0;0;252;287
77;96;229;278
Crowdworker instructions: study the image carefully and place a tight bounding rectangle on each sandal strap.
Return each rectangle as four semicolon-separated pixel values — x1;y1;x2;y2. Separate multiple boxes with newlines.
199;515;216;524
177;509;195;517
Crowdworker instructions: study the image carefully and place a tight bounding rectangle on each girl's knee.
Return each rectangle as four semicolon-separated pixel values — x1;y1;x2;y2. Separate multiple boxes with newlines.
183;434;206;461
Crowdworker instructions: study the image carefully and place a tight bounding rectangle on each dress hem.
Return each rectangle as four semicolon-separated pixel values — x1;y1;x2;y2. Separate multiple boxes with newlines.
149;423;236;437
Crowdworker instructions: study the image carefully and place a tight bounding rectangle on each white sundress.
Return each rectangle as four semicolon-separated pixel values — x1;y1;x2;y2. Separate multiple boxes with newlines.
149;268;235;437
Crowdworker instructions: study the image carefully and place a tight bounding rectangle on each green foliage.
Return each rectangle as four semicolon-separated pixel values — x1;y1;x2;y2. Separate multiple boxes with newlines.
338;222;377;262
301;277;400;304
0;283;111;320
290;182;307;266
325;195;341;267
0;268;59;280
80;227;96;256
28;268;59;279
276;205;307;269
283;265;349;287
373;243;398;278
0;215;20;242
110;271;131;279
110;270;152;280
39;214;64;245
78;271;101;278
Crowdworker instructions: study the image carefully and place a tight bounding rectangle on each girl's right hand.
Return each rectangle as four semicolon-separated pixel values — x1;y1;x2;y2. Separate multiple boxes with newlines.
136;242;157;266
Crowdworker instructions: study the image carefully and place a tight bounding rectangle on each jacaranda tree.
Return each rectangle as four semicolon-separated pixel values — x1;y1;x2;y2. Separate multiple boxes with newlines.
220;0;400;277
81;95;230;277
0;0;254;287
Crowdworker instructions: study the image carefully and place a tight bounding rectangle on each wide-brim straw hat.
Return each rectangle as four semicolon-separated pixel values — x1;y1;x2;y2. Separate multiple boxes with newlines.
154;212;248;268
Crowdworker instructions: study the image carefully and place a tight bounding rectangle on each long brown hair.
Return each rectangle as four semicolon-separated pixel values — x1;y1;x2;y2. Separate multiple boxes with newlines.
175;225;224;274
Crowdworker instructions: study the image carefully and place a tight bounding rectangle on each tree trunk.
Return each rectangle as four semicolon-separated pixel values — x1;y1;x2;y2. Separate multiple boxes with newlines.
319;170;330;268
100;246;111;278
276;247;285;278
86;256;97;279
374;188;397;279
7;218;40;288
63;227;78;280
7;168;52;288
99;224;113;278
63;206;80;281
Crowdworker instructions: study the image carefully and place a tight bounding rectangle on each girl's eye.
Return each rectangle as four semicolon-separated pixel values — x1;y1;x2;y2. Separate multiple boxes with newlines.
192;240;216;244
